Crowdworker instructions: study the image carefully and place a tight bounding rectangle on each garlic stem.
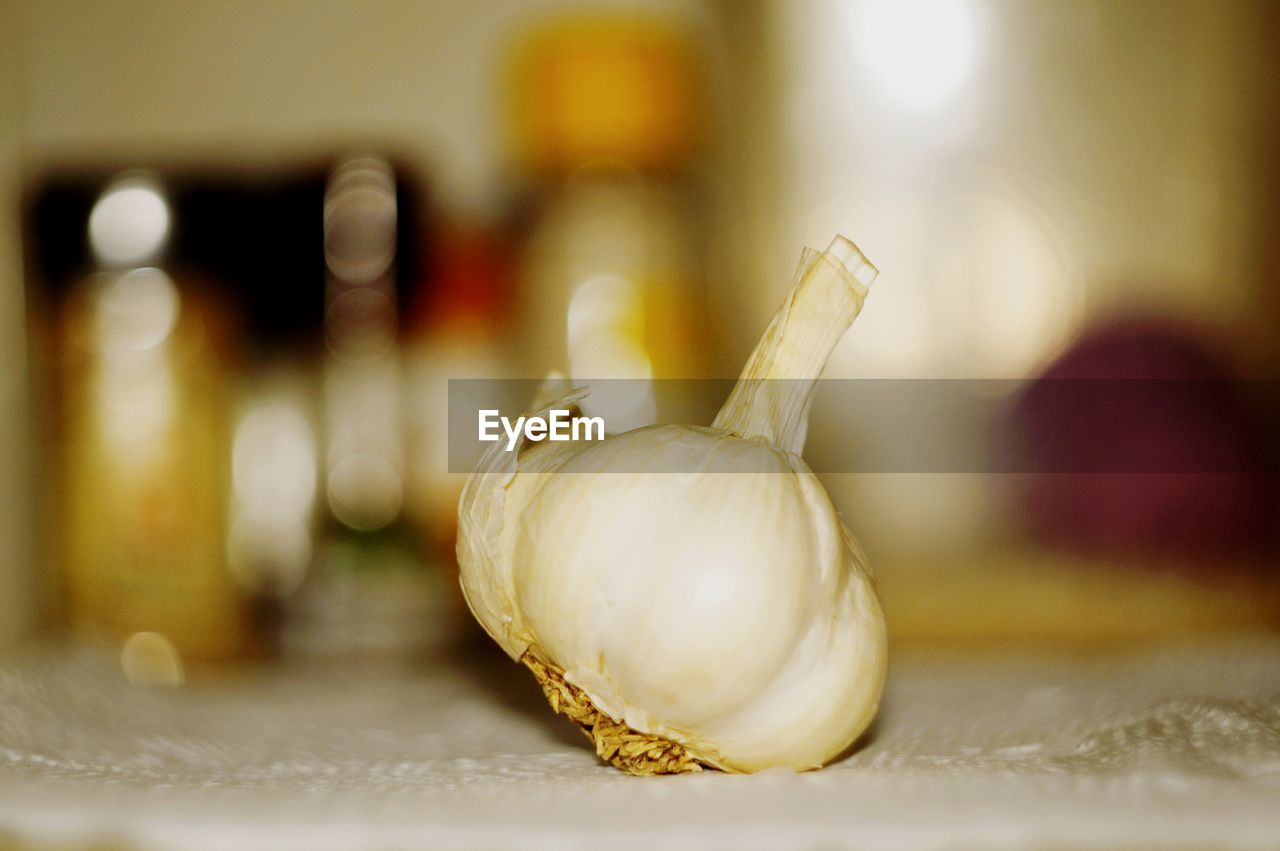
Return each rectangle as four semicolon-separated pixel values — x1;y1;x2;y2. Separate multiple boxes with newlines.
712;236;878;455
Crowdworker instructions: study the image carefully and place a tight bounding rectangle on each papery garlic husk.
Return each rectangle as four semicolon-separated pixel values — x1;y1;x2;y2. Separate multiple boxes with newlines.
458;236;887;774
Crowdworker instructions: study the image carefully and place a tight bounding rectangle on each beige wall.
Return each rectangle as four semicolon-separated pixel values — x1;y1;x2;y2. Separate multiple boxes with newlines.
767;0;1275;379
1;0;33;646
13;0;715;216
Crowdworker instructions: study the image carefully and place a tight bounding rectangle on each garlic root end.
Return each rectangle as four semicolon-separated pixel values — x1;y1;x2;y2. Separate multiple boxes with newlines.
521;647;706;776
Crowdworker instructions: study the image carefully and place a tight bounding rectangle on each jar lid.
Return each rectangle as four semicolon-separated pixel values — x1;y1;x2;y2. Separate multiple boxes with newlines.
506;15;702;175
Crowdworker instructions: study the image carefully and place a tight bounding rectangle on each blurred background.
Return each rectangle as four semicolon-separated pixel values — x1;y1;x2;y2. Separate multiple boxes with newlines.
2;0;1280;675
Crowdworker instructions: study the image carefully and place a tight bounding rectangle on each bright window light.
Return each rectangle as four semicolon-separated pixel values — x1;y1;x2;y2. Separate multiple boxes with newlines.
852;0;978;111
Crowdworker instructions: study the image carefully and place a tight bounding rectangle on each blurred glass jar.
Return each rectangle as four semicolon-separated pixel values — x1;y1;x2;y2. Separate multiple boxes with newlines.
58;266;252;664
282;157;458;659
507;14;709;424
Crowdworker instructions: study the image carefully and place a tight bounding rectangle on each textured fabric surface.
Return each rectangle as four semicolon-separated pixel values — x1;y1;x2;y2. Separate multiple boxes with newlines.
1;635;1278;849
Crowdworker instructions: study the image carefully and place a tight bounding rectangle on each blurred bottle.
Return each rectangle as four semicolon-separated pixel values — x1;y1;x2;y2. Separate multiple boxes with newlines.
404;221;512;557
225;361;319;657
0;95;33;650
320;158;405;537
59;176;251;666
507;14;708;426
283;157;454;658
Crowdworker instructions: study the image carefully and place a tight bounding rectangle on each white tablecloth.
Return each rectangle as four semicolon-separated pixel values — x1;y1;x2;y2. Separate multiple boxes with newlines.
2;635;1278;849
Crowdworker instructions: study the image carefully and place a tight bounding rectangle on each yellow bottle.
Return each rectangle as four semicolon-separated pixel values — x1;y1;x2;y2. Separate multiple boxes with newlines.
59;178;249;669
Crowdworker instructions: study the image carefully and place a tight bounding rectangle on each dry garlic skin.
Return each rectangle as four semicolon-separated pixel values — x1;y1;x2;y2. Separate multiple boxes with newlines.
458;235;887;774
511;426;885;771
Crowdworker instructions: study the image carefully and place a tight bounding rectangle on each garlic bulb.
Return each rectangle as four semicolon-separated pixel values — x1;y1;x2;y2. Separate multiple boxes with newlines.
458;236;887;774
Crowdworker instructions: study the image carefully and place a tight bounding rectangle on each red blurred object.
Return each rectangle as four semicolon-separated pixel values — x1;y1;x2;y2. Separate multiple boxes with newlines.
404;221;514;561
412;223;515;330
1013;317;1278;563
